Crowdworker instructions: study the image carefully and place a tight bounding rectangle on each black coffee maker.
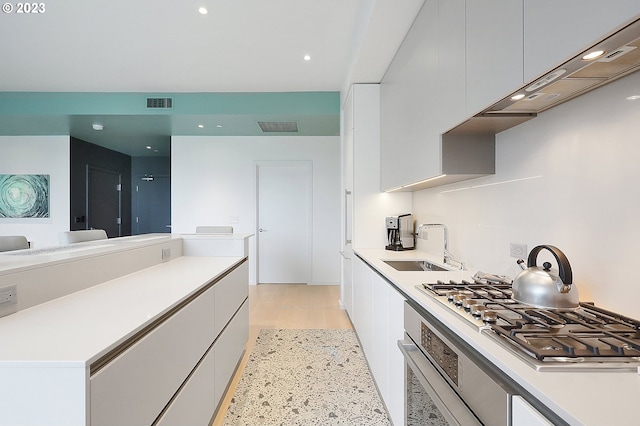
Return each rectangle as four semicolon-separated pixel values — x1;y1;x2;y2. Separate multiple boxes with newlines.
385;214;414;251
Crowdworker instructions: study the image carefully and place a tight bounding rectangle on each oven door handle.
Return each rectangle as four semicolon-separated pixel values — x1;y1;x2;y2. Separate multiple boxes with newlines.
398;339;482;426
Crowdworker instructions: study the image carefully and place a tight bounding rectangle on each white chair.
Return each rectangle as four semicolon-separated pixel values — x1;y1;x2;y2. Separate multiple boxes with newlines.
58;229;108;245
195;226;233;234
0;236;30;252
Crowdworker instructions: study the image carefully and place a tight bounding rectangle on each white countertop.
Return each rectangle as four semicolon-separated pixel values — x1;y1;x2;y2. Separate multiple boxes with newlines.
355;248;640;426
0;234;175;275
0;256;244;368
0;233;253;275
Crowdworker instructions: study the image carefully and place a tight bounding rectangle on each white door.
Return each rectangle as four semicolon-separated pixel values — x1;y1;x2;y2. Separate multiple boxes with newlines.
257;163;311;284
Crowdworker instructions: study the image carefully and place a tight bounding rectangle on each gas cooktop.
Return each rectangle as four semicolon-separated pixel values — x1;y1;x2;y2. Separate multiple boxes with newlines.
416;279;640;371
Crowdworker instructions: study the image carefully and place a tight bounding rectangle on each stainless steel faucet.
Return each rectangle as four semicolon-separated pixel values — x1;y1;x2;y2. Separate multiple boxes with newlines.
416;223;464;269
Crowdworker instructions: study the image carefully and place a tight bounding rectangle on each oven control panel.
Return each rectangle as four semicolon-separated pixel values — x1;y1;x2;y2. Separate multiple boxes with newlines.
421;322;458;386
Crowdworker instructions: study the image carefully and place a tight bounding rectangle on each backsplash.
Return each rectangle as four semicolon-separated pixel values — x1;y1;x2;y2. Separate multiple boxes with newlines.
412;71;640;318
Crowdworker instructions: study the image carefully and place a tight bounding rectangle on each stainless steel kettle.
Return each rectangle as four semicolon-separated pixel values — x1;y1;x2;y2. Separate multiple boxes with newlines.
512;245;579;309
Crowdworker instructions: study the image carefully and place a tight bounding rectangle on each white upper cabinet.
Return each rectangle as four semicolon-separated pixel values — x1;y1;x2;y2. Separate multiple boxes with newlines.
380;0;496;192
524;0;640;83
380;0;441;191
437;0;466;133
380;0;640;191
466;0;524;116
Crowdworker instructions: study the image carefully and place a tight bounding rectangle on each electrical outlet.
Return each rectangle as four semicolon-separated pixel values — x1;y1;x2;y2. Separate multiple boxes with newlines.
510;243;527;259
162;248;171;261
0;285;17;305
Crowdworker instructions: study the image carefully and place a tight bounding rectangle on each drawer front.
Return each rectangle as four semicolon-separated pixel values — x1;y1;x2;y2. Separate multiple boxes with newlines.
90;285;216;426
156;299;249;426
214;298;249;406
214;261;249;336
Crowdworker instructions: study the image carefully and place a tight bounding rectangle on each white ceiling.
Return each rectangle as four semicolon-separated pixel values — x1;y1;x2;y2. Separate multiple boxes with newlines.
1;0;424;93
0;0;425;155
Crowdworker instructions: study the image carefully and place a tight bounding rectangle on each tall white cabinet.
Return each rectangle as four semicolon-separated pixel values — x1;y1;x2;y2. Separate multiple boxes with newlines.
341;83;411;315
341;84;411;425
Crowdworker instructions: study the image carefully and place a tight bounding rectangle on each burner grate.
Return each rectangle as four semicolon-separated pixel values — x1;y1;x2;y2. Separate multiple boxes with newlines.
416;280;640;365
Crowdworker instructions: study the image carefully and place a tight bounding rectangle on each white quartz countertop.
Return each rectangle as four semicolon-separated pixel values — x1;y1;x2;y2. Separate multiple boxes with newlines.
0;233;253;275
0;256;244;368
355;248;640;426
0;234;175;275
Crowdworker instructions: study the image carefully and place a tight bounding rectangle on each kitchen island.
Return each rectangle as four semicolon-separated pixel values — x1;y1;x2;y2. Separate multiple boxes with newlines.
354;248;640;426
0;234;251;425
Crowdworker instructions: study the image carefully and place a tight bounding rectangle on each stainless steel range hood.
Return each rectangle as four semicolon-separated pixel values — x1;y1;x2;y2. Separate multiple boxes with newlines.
450;17;640;135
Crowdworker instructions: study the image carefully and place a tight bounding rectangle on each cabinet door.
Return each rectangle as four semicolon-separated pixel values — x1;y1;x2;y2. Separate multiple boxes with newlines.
524;1;640;83
387;286;405;425
380;0;440;191
466;0;524;116
437;0;466;133
512;396;553;426
352;256;373;355
342;253;353;315
370;272;390;404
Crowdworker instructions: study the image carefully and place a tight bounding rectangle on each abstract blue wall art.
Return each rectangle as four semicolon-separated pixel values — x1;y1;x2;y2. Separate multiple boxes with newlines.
0;174;50;218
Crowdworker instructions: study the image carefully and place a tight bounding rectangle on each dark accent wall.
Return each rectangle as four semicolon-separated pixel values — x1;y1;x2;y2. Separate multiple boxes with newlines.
70;137;132;235
131;156;171;234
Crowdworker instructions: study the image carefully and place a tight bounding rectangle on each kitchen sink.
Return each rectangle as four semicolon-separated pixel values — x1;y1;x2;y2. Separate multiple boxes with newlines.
383;260;451;272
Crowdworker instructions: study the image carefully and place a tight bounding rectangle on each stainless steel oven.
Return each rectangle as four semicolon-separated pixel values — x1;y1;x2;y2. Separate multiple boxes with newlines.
399;300;514;425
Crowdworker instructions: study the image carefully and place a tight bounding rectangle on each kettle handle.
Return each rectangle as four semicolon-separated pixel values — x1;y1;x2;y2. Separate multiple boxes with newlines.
527;245;573;284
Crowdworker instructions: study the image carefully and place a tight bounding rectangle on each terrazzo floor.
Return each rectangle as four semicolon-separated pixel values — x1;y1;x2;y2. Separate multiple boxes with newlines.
223;329;391;425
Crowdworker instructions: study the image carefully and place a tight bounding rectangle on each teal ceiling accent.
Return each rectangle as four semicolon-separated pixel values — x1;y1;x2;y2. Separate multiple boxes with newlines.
0;92;340;157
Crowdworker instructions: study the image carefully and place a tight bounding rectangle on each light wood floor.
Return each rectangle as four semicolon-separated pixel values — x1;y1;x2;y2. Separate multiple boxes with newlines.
212;284;353;425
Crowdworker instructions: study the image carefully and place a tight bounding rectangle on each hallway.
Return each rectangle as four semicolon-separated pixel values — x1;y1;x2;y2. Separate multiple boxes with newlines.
213;284;353;425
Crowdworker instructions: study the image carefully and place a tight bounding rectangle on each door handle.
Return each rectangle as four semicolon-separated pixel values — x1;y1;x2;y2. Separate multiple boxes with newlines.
259;228;268;232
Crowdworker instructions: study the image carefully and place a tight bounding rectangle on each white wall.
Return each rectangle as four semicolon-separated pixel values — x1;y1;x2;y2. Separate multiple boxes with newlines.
171;136;341;286
0;136;70;248
412;71;640;318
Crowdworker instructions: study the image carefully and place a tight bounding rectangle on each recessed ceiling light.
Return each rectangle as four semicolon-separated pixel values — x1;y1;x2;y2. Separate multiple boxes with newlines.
303;54;311;61
511;93;526;101
198;7;208;15
582;50;605;61
146;146;152;150
627;95;640;101
198;124;204;128
216;124;223;128
92;124;104;131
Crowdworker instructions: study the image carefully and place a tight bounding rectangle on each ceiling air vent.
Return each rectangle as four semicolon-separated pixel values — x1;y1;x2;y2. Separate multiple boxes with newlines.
257;121;299;133
146;97;173;109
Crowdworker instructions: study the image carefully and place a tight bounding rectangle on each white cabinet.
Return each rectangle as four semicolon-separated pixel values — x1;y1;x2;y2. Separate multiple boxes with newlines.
90;284;218;426
380;0;496;192
370;272;390;403
466;0;524;116
387;286;405;424
341;84;410;313
512;396;553;426
352;255;373;355
351;255;406;426
380;0;440;191
524;1;640;83
344;84;411;247
438;0;467;133
91;260;249;426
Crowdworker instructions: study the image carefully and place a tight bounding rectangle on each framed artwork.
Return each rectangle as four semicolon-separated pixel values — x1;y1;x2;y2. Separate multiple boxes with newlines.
0;174;50;218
